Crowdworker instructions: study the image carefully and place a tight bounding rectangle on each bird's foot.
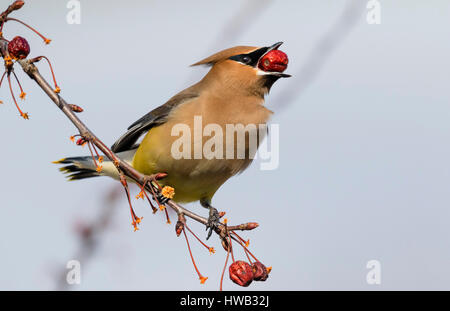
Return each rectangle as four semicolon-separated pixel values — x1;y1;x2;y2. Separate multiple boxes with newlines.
206;207;220;240
156;192;169;205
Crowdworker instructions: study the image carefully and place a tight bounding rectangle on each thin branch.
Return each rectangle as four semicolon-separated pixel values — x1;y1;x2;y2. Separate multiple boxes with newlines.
0;1;258;246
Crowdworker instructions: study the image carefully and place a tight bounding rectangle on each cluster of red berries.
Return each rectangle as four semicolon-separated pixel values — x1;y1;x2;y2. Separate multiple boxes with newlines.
229;260;270;287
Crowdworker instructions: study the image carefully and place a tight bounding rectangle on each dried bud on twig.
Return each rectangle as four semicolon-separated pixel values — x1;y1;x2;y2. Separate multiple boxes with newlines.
175;220;184;237
242;222;259;230
68;104;83;113
76;137;86;146
154;172;168;180
11;0;24;11
229;261;254;287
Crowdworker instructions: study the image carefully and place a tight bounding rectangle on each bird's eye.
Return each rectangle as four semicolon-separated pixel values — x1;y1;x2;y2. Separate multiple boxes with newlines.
242;56;251;64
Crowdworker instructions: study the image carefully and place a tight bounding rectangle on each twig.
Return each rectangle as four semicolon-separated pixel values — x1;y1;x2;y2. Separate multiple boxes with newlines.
0;1;258;247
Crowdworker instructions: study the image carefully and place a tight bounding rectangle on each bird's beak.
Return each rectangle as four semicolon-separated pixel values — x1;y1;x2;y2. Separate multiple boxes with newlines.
257;42;291;78
266;42;284;53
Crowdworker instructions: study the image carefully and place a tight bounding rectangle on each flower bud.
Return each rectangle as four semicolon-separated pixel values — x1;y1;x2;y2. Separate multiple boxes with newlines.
175;220;184;237
76;138;86;146
8;36;30;60
252;261;269;281
11;1;25;10
229;261;254;287
69;104;83;113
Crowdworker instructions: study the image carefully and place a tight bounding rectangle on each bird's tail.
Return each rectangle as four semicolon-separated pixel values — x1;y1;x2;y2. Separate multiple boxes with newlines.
53;149;137;181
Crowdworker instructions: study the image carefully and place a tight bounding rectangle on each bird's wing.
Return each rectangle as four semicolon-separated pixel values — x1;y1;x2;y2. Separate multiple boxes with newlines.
111;92;199;153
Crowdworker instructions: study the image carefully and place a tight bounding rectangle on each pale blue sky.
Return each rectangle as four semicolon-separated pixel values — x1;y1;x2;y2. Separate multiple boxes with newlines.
0;0;449;290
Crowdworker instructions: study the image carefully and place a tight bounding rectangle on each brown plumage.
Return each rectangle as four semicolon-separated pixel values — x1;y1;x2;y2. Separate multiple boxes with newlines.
56;43;290;235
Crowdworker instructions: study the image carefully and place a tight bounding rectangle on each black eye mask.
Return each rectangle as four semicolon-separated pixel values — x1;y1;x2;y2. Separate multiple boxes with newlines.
228;47;270;68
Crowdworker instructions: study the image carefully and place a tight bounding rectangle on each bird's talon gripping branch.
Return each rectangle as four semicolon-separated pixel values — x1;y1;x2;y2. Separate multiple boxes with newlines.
204;206;221;240
134;173;168;214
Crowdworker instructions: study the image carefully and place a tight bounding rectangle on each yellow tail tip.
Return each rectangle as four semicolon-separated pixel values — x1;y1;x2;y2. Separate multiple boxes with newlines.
52;158;66;164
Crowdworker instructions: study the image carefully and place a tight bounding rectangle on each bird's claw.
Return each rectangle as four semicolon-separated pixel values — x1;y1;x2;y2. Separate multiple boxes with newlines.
205;207;220;240
156;192;169;204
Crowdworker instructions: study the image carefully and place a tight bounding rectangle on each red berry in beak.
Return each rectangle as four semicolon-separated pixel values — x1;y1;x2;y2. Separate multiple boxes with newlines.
252;261;269;281
229;261;254;287
258;49;288;73
8;36;30;60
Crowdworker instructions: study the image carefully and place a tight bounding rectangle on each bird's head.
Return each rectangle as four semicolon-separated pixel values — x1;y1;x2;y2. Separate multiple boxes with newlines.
192;42;290;97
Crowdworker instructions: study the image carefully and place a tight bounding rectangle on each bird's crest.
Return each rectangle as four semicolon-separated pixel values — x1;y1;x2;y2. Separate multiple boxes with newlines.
191;46;258;67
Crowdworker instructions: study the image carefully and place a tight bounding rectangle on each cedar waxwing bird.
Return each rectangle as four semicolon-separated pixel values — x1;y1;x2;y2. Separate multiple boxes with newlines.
55;42;290;238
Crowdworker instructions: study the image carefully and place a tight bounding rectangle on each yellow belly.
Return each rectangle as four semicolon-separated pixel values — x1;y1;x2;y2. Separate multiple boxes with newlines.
132;124;241;203
131;93;272;203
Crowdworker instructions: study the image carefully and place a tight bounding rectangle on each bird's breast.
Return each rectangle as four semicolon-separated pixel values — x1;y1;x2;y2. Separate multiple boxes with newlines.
132;93;273;202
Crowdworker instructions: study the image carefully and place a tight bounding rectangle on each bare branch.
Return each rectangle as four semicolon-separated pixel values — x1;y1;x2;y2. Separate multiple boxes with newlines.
0;1;258;246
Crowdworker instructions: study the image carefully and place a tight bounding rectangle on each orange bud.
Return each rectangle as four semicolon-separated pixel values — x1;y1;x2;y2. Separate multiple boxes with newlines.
11;1;25;10
69;104;83;113
244;222;259;230
175;220;184;237
76;138;86;146
155;172;168;180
